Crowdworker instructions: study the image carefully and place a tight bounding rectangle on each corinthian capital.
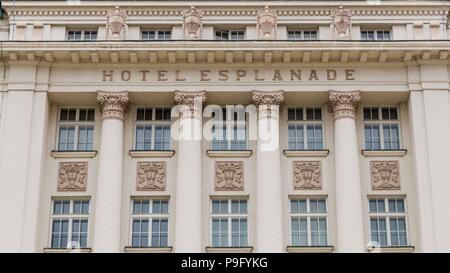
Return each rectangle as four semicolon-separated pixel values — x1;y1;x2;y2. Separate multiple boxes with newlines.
174;91;206;117
328;91;361;119
97;91;129;120
252;91;284;106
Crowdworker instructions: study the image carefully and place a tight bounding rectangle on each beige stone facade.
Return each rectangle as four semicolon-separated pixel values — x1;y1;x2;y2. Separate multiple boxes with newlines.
0;1;449;253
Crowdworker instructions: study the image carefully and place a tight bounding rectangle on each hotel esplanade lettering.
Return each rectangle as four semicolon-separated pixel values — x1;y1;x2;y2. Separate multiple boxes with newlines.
101;68;356;82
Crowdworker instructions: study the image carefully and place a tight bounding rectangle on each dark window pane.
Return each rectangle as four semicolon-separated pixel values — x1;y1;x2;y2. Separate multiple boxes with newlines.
382;108;390;120
136;109;145;121
314;108;322;120
287;109;296;120
296;108;303;120
87;109;95;121
60;109;68;121
390;108;398;120
306;108;314;120
155;108;163;120
68;109;76;121
363;108;371;120
145;109;153;121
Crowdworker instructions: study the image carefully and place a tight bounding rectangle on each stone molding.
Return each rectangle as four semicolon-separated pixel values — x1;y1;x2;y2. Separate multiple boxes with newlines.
97;91;129;120
136;162;166;191
370;161;400;190
215;161;244;191
328;91;361;119
293;161;322;190
257;6;277;40
58;162;88;191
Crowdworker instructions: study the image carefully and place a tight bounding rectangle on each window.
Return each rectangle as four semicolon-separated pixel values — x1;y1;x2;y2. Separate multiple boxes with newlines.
141;30;172;40
50;199;90;248
130;199;169;247
369;198;408;246
135;107;171;150
363;107;400;150
67;30;97;41
215;30;245;40
361;30;391;41
57;108;95;151
290;198;328;246
287;107;323;150
211;107;247;151
211;199;248;247
287;30;318;40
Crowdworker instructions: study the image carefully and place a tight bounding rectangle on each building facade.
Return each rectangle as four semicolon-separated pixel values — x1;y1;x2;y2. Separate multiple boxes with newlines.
0;0;450;253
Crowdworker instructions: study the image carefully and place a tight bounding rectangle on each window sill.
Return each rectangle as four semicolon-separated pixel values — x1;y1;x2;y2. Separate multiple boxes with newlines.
367;246;415;253
361;149;407;157
206;150;253;158
124;246;173;253
50;150;97;158
286;246;334;253
205;247;253;253
283;149;329;157
129;150;175;158
43;247;92;253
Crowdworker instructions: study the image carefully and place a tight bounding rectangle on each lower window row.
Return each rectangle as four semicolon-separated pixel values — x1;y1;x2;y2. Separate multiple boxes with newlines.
49;197;409;249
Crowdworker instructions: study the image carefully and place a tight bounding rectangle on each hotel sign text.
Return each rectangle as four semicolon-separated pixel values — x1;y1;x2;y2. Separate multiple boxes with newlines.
101;68;356;82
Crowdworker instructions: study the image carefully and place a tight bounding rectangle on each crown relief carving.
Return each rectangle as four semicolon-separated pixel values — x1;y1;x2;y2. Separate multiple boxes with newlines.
58;162;88;192
257;5;277;40
371;161;400;190
331;5;352;40
106;6;127;40
215;161;244;191
293;161;322;190
183;6;203;39
136;162;166;191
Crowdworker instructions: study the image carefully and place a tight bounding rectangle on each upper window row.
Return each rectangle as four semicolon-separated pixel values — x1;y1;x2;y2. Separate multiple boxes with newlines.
66;29;391;41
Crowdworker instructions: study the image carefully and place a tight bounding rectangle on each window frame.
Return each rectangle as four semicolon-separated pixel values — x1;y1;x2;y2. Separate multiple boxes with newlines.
214;29;246;41
210;107;248;151
289;197;329;247
67;29;98;41
368;197;409;247
134;106;172;151
287;29;319;41
363;106;402;150
129;198;170;248
361;29;392;41
287;107;325;150
209;198;249;248
48;198;91;249
56;107;96;151
141;29;172;41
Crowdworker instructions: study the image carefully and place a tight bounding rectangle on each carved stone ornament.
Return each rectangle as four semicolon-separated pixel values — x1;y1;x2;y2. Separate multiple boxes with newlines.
97;91;129;120
136;162;166;191
257;6;277;39
183;6;203;39
174;91;206;117
293;161;322;190
331;5;352;39
328;91;361;119
252;91;284;119
371;161;400;190
106;6;127;40
58;162;88;191
215;161;244;191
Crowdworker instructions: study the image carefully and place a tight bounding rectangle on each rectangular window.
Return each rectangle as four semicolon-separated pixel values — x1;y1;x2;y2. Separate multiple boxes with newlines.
215;30;246;40
363;107;400;150
369;198;408;246
287;107;323;150
135;107;171;150
361;30;391;41
50;199;90;248
211;107;247;151
142;30;172;40
211;199;248;247
67;30;98;41
130;199;169;247
287;30;318;40
290;198;328;246
57;108;95;151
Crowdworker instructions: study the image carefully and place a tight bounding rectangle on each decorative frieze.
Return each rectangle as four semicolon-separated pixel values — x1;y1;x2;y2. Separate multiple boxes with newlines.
183;6;203;39
97;91;129;120
293;161;322;190
106;6;127;40
371;161;400;190
328;91;361;119
215;161;244;191
58;162;88;191
331;5;352;39
136;162;166;191
257;6;277;40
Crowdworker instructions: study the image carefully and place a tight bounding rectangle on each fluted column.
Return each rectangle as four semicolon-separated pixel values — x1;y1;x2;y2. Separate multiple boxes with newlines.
328;91;365;252
173;91;206;252
93;91;129;252
252;91;284;252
